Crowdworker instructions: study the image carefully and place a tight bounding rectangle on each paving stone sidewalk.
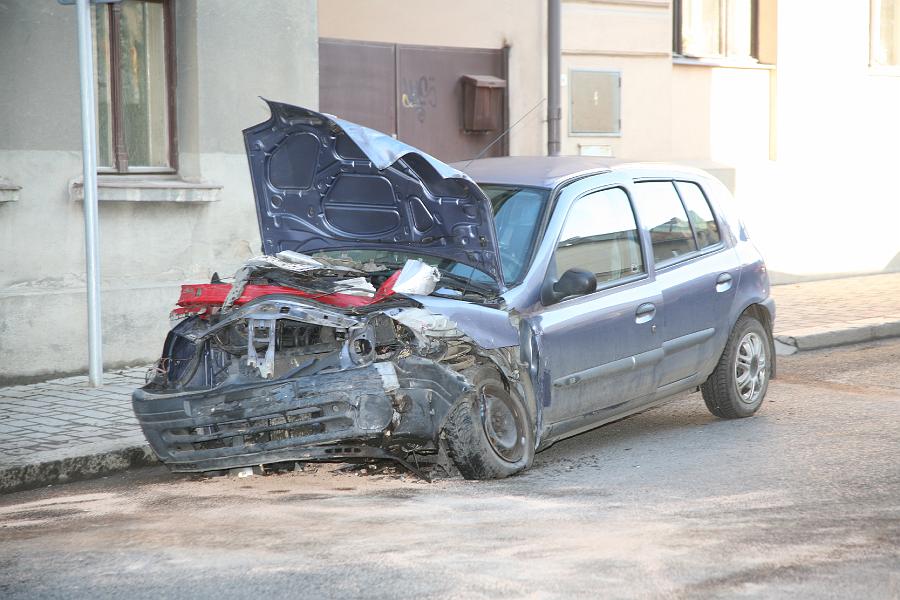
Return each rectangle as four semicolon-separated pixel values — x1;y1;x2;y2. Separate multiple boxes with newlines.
0;367;155;493
771;272;900;353
1;272;899;493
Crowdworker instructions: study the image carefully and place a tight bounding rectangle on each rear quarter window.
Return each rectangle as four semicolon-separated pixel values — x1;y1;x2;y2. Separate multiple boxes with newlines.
633;181;697;266
676;181;721;249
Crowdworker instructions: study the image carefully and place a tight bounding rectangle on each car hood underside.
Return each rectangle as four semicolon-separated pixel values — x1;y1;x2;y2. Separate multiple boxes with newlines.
243;100;504;284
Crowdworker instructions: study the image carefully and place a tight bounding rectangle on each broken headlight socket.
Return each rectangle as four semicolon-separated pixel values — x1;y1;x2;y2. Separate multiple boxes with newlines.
346;330;376;365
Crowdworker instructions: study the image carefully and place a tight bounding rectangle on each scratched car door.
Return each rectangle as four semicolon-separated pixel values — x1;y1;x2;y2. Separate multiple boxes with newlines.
537;186;664;431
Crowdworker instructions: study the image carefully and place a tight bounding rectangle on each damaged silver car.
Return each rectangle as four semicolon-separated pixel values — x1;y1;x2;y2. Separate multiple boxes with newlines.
133;101;775;480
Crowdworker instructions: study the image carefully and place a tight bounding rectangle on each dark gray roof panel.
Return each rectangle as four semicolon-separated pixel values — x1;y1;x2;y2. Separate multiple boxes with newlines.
451;156;615;188
452;156;714;189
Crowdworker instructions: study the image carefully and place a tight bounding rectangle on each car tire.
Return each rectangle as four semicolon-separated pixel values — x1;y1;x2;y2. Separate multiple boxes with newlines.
701;314;771;419
442;366;535;480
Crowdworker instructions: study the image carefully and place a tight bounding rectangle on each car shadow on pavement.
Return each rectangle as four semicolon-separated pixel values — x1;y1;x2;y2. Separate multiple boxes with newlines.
530;392;751;468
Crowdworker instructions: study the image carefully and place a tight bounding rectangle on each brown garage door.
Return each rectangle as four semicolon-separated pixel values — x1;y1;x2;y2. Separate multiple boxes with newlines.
320;38;508;163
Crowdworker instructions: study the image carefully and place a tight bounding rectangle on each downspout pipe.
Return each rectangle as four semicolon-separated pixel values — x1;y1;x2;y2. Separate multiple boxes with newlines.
547;0;562;156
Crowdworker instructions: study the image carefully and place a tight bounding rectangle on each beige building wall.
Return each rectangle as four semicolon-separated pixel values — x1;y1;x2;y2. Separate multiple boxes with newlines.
318;0;547;157
560;0;672;160
561;0;900;279
559;0;772;169
752;1;900;277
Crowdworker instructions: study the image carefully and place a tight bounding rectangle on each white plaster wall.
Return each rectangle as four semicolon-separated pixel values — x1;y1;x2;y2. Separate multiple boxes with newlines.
736;1;900;277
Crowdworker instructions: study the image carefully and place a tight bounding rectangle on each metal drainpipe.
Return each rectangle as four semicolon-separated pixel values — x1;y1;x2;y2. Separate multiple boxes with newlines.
74;0;104;387
547;0;562;156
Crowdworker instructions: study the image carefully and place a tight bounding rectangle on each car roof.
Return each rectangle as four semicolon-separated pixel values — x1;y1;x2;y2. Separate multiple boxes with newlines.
452;156;712;189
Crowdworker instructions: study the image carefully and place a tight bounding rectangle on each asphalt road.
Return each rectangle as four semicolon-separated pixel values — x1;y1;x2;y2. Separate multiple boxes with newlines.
1;340;899;599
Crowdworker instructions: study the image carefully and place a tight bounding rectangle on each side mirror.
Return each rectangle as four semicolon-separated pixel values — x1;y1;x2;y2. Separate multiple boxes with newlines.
544;268;597;304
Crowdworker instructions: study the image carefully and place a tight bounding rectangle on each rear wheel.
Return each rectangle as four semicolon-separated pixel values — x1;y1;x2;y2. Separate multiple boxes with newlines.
442;367;534;479
701;315;771;419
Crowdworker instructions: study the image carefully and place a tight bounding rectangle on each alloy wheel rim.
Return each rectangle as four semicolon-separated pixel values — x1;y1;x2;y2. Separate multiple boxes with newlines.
734;331;767;404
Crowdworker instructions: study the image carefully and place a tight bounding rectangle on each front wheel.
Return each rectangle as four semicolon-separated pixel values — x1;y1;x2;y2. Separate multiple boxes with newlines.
442;367;535;479
701;315;771;419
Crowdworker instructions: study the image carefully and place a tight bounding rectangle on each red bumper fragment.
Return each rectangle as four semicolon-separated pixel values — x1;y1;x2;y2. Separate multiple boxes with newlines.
174;270;400;316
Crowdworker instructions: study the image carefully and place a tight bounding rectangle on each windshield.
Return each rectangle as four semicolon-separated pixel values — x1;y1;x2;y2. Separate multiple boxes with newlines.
479;184;549;283
314;184;550;289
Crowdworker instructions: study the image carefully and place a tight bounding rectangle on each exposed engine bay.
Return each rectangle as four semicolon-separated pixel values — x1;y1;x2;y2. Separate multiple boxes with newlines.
133;252;526;477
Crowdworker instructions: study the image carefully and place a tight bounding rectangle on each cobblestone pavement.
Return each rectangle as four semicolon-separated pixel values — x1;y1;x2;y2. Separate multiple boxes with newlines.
0;273;899;480
0;368;148;471
770;272;900;332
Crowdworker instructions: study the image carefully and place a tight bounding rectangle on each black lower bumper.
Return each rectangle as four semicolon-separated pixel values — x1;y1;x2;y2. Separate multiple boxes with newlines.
132;358;468;472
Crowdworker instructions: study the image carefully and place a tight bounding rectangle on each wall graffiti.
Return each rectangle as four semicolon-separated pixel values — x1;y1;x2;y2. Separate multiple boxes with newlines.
400;76;437;123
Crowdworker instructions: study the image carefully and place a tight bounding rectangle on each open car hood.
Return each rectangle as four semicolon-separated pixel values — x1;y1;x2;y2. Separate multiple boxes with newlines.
243;100;504;284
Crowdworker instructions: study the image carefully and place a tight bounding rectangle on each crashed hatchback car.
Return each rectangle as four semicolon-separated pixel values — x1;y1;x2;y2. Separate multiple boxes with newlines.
133;101;775;479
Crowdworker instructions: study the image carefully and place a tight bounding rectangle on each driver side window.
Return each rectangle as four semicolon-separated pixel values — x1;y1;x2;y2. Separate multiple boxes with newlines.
554;187;645;285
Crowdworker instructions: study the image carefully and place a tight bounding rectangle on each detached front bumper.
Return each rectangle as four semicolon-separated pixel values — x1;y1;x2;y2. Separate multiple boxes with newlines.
132;358;468;472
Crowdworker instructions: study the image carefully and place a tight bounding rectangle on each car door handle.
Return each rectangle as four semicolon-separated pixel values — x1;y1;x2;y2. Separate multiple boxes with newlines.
716;273;733;293
635;302;656;324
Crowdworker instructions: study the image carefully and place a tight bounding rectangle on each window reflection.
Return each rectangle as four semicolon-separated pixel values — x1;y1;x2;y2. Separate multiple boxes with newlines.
119;1;169;167
93;1;171;171
555;188;644;284
872;0;900;66
676;181;721;248
93;6;113;167
634;181;698;265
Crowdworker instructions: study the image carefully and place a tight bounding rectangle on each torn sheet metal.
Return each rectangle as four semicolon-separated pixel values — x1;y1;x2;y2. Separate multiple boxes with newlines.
385;307;463;340
223;253;367;309
406;295;519;349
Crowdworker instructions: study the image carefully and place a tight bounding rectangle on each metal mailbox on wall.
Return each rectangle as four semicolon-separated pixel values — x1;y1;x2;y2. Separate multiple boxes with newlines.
461;74;507;133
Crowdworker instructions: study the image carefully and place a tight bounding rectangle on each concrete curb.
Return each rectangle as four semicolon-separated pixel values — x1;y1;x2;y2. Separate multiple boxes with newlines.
774;319;900;355
0;445;159;495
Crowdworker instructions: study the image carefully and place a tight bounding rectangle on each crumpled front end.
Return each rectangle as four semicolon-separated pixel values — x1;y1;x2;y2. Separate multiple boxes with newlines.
134;351;470;472
132;256;510;473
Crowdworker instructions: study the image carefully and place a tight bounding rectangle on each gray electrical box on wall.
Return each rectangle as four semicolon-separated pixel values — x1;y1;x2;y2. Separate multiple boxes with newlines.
569;70;621;136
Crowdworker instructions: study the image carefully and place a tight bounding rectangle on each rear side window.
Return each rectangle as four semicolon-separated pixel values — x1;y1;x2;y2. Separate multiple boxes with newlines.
633;181;697;265
676;181;721;248
555;187;644;285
